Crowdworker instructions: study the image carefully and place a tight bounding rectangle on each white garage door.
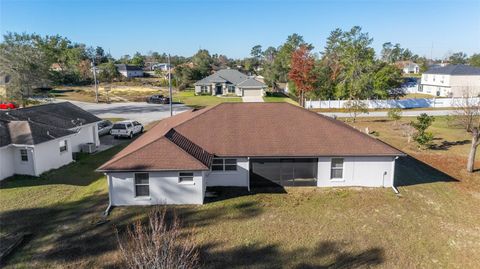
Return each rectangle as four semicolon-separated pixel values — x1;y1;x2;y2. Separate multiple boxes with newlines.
243;88;262;97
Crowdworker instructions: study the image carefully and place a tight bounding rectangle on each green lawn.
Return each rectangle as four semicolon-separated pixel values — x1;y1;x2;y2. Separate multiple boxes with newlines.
173;90;242;108
401;93;436;99
1;116;479;268
263;96;298;105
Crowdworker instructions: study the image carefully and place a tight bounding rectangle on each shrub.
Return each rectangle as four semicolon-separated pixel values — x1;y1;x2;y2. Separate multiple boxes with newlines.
410;113;435;148
343;99;369;123
387;107;402;123
116;207;199;269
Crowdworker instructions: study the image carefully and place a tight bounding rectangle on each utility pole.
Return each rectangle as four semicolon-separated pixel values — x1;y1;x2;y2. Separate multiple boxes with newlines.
168;54;173;117
92;58;99;103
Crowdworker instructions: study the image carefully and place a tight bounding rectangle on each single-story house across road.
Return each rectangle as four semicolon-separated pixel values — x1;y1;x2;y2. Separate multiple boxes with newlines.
98;103;405;206
194;69;267;97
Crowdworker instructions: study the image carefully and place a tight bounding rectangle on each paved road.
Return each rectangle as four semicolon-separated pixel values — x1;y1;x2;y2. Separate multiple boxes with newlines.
61;100;191;124
319;109;459;118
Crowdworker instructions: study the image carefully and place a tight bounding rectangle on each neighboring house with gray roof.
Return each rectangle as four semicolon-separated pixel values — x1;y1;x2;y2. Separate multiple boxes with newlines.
0;102;102;180
194;69;267;97
116;64;144;78
420;65;480;97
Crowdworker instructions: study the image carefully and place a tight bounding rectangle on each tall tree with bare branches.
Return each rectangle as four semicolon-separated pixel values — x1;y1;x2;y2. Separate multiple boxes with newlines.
452;92;480;172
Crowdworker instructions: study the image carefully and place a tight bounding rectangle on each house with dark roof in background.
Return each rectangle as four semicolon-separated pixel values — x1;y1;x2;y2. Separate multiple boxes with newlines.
116;64;144;78
194;69;267;97
0;102;102;180
420;64;480;97
98;103;405;206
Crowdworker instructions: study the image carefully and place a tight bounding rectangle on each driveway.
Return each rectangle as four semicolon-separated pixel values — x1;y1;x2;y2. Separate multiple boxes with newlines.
319;109;459;118
242;96;264;102
58;100;190;124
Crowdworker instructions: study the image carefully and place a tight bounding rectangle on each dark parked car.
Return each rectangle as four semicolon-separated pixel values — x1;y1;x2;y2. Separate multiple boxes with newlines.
146;94;170;104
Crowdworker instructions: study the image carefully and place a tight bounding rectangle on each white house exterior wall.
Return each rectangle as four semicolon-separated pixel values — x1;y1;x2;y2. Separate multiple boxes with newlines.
205;158;249;187
195;84;263;97
119;70;144;78
317;156;395;187
106;156;398;205
108;171;204;206
69;123;99;152
421;74;480;97
12;146;35;176
0;146;15;179
449;75;480;96
33;137;73;176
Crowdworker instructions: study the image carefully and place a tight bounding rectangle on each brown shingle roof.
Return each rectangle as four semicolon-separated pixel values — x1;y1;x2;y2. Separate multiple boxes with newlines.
98;103;403;171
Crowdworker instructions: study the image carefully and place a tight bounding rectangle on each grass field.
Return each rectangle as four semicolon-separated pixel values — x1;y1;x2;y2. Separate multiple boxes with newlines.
50;85;300;107
50;85;165;103
263;96;298;105
401;93;437;99
1;117;479;268
173;90;242;108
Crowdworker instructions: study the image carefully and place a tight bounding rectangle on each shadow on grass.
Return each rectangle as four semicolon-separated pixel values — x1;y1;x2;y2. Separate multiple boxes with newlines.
0;191;113;266
0;191;265;267
204;185;287;204
394;155;458;186
430;139;470;150
199;240;383;269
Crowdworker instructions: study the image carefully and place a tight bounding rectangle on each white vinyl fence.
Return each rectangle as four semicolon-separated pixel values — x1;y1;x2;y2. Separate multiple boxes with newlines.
306;97;480;109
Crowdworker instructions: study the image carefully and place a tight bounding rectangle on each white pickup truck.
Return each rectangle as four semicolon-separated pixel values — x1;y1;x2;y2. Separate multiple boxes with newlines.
110;120;144;139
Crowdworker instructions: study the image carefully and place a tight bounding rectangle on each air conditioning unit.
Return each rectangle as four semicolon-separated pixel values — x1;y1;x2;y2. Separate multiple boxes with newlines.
81;143;97;153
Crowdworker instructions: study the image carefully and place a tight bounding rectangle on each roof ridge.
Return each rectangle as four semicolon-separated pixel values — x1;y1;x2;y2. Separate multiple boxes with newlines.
165;129;213;167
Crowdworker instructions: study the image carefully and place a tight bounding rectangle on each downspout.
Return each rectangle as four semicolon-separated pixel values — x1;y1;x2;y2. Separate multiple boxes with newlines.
391;156;400;194
104;173;113;216
247;157;251;192
30;147;38;177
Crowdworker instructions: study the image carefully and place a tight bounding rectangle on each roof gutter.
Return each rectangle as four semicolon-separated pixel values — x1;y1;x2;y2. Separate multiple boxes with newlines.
96;167;210;173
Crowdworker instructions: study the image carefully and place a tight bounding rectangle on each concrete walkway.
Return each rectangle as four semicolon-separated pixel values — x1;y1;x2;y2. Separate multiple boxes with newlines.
319;109;459;118
242;96;264;102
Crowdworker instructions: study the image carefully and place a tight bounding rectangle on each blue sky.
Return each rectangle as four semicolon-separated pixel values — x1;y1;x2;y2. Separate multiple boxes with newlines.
1;0;479;59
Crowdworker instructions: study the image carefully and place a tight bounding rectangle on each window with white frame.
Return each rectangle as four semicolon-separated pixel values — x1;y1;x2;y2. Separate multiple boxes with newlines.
179;172;194;183
201;86;209;93
134;173;149;197
59;140;68;152
330;158;344;179
211;158;237;171
20;149;28;162
227;85;235;94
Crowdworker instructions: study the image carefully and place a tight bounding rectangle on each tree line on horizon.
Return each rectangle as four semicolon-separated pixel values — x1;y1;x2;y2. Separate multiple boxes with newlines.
1;28;479;104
